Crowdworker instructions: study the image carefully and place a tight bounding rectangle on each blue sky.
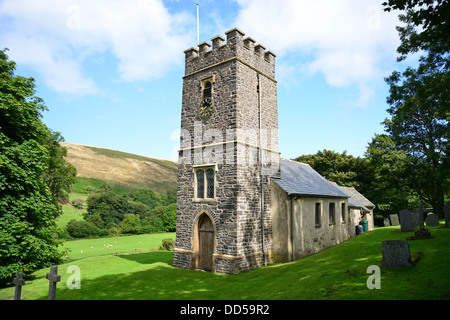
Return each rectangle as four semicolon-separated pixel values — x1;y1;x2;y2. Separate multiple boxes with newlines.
0;0;417;161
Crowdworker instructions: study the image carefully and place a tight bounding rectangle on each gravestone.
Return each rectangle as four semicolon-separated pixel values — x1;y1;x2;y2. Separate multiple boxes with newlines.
381;240;412;268
399;209;414;232
411;211;421;228
46;265;61;300
13;272;25;300
444;201;450;228
383;218;390;227
390;214;400;226
414;203;427;229
426;213;439;227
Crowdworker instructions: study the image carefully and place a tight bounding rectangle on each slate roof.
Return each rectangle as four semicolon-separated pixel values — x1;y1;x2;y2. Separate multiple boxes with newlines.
272;159;349;198
339;186;375;210
338;186;369;210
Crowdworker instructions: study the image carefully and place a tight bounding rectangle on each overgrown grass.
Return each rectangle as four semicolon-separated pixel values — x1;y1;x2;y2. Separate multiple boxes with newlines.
1;225;449;300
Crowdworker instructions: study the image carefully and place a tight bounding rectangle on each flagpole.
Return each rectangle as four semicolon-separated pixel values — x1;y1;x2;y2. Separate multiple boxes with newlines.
197;3;200;45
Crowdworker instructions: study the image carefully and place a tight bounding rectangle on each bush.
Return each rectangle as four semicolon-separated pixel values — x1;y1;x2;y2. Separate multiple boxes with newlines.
67;220;101;238
83;185;96;192
160;238;175;251
71;199;84;209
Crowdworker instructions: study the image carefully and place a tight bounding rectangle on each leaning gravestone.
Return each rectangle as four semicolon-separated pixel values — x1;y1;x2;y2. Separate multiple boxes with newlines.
399;209;414;232
444;201;450;228
390;214;400;226
426;213;439;227
381;240;412;268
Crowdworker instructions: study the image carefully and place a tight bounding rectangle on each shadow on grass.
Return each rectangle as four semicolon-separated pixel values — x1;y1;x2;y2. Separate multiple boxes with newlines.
117;250;173;265
33;225;450;300
36;251;234;300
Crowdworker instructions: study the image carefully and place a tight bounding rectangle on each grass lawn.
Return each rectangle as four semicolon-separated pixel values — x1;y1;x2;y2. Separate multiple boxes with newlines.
62;233;176;261
57;204;85;229
1;224;449;300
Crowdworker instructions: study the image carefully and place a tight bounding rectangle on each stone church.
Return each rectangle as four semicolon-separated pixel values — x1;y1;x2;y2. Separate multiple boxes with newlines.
173;28;374;274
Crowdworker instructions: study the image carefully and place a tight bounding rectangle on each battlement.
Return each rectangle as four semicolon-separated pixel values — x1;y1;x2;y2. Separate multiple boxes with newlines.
184;28;276;80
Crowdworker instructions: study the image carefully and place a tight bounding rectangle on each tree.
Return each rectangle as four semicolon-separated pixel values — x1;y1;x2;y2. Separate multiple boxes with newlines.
43;131;77;204
159;203;177;232
0;49;76;285
121;214;142;234
149;203;177;232
131;189;164;209
365;134;419;217
382;0;450;59
382;1;449;216
384;62;449;215
86;188;133;229
294;149;371;193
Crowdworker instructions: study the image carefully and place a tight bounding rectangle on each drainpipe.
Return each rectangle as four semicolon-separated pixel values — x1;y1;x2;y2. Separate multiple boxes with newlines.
291;195;297;261
257;73;266;267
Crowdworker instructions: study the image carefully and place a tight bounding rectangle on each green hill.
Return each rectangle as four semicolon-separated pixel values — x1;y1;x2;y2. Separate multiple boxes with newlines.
61;142;177;194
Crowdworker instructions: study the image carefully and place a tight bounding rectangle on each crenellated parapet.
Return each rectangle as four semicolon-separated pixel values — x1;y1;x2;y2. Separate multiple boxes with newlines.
184;28;276;80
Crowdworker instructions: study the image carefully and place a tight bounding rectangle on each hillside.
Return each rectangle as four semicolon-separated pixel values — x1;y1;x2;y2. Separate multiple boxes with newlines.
60;142;177;194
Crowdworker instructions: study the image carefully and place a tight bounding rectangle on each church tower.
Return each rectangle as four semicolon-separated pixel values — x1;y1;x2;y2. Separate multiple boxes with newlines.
173;28;280;274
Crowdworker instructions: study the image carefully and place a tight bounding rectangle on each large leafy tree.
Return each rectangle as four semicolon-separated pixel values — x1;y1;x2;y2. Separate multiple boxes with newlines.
382;0;449;216
294;149;372;193
365;134;419;217
383;0;450;59
384;59;449;216
0;49;76;285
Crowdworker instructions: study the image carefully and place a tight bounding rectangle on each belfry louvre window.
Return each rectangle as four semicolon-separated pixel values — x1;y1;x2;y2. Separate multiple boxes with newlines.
203;81;212;99
195;166;216;200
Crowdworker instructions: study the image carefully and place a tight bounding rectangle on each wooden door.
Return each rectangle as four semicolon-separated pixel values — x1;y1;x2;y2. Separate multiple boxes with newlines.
198;215;214;271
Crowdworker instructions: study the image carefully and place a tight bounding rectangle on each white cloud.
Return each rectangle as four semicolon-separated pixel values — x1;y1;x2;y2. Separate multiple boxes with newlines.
0;0;194;95
234;0;401;107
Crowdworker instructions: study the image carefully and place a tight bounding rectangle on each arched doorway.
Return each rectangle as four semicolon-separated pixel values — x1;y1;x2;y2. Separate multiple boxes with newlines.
197;214;214;271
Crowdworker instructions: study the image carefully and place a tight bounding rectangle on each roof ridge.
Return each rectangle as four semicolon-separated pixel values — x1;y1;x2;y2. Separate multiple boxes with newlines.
280;158;311;166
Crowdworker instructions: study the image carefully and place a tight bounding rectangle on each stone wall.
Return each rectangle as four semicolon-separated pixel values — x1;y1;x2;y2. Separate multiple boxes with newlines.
174;28;279;274
270;183;352;263
348;207;362;237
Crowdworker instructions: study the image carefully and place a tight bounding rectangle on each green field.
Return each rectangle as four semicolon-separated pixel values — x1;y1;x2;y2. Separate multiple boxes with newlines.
1;224;449;300
62;233;176;261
